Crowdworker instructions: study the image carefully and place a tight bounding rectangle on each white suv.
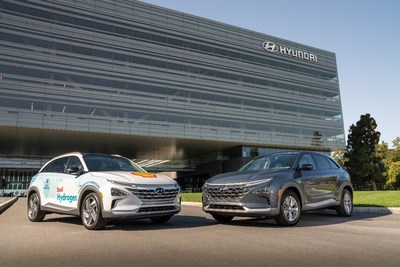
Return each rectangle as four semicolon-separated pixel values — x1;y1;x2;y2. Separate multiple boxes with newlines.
27;152;181;230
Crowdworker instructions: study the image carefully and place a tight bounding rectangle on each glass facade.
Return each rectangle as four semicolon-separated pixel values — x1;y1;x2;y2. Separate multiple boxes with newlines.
0;0;345;191
0;0;344;148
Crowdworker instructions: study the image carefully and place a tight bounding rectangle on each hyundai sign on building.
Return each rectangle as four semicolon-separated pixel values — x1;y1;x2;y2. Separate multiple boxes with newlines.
0;0;345;194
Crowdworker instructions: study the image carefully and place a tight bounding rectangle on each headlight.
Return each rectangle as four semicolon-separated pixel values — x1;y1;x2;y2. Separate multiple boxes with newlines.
246;178;273;186
108;179;136;188
111;187;130;196
202;183;208;191
250;178;273;195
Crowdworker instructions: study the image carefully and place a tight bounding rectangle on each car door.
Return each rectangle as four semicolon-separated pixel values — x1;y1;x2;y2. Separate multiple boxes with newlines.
54;156;83;212
296;153;321;205
311;154;338;202
38;157;69;207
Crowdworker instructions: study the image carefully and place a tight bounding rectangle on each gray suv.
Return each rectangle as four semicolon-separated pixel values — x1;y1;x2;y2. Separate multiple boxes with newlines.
202;151;353;226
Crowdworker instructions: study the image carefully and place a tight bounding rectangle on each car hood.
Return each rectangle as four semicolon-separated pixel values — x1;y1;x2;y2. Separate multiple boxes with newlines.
206;169;291;185
90;171;177;185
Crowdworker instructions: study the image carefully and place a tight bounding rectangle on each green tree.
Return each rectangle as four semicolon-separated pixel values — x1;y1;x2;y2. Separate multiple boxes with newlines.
344;114;386;190
332;150;346;168
386;161;400;189
391;137;400;162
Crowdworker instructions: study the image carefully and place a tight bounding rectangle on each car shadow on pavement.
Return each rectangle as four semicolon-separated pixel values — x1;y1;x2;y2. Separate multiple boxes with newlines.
220;210;391;228
43;214;216;231
42;209;391;230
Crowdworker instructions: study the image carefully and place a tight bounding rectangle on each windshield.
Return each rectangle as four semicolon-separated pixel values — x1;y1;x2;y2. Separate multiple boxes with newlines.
83;155;145;172
240;154;297;171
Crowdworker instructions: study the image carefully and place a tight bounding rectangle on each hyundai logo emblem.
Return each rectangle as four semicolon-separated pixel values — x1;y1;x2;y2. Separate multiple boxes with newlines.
262;41;278;53
155;188;165;194
219;186;229;192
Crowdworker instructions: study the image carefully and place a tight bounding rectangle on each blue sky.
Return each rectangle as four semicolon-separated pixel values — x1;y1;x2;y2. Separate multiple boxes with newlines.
142;0;399;147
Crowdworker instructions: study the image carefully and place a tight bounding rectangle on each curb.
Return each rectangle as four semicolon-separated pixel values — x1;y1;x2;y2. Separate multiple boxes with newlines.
0;197;18;214
182;202;400;215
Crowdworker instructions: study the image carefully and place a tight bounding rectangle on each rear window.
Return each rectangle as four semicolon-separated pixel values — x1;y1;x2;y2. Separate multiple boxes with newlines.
313;154;331;170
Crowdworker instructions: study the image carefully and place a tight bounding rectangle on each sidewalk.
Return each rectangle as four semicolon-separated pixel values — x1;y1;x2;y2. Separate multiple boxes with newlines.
0;197;19;214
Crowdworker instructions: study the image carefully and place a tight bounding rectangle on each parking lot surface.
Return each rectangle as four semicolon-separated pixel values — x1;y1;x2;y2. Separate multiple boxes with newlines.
1;199;400;266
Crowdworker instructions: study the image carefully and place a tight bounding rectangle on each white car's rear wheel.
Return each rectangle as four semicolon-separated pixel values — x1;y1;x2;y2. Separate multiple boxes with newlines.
81;192;106;230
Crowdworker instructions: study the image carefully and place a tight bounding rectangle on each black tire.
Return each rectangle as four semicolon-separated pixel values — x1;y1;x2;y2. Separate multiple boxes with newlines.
27;192;46;222
336;189;353;217
80;192;106;230
211;214;234;223
150;215;172;224
275;190;301;226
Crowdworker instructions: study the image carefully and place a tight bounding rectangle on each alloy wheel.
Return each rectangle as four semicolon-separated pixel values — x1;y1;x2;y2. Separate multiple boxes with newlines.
282;195;299;222
82;195;99;227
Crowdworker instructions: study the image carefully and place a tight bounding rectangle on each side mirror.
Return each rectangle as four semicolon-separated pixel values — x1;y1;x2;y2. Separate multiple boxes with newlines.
67;167;81;175
298;164;314;171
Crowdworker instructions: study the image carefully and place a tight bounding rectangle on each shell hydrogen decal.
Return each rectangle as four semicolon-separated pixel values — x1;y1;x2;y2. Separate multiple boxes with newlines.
56;186;77;203
132;172;157;178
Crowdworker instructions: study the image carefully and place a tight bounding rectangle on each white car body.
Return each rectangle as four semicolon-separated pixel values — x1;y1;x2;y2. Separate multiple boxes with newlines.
27;152;181;230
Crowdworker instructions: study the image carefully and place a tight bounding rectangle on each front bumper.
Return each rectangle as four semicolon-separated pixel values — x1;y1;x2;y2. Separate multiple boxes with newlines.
202;183;280;217
102;184;181;219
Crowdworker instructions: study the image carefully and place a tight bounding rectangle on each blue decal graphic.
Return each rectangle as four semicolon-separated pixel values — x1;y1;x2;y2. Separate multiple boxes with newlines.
78;181;100;194
57;193;78;203
43;179;50;198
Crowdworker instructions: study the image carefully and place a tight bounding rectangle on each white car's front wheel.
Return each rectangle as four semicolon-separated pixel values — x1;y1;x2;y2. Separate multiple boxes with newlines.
81;192;106;230
27;192;46;222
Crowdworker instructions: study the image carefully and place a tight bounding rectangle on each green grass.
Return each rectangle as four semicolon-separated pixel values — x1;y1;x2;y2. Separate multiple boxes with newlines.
353;191;400;207
182;191;400;207
181;193;202;202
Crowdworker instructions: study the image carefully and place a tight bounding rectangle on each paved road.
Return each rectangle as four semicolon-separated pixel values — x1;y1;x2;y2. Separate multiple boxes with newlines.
1;199;400;266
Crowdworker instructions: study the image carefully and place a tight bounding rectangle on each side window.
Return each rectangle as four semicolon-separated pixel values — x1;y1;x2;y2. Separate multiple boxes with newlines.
313;154;331;170
66;156;84;173
327;158;340;169
298;154;316;169
41;157;69;173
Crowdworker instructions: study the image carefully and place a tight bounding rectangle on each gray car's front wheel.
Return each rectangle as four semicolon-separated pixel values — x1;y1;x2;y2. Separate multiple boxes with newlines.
81;192;106;230
275;190;301;226
336;189;353;217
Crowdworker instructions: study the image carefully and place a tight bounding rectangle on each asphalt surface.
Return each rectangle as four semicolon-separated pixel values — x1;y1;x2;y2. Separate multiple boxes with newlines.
1;199;400;266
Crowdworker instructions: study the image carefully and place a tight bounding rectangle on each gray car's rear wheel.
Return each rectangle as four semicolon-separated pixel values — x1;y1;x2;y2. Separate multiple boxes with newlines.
336;189;353;217
27;192;46;222
211;214;234;223
81;192;106;230
275;190;300;226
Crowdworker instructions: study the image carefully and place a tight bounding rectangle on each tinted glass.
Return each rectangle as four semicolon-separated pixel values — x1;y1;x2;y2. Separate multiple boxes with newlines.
327;158;340;169
83;155;144;172
41;157;69;173
240;154;297;171
66;156;84;172
313;154;331;169
298;154;315;168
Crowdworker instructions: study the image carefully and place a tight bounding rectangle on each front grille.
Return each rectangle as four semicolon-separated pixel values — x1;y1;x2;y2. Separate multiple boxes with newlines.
127;187;179;204
204;185;253;202
138;206;176;213
209;204;245;210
